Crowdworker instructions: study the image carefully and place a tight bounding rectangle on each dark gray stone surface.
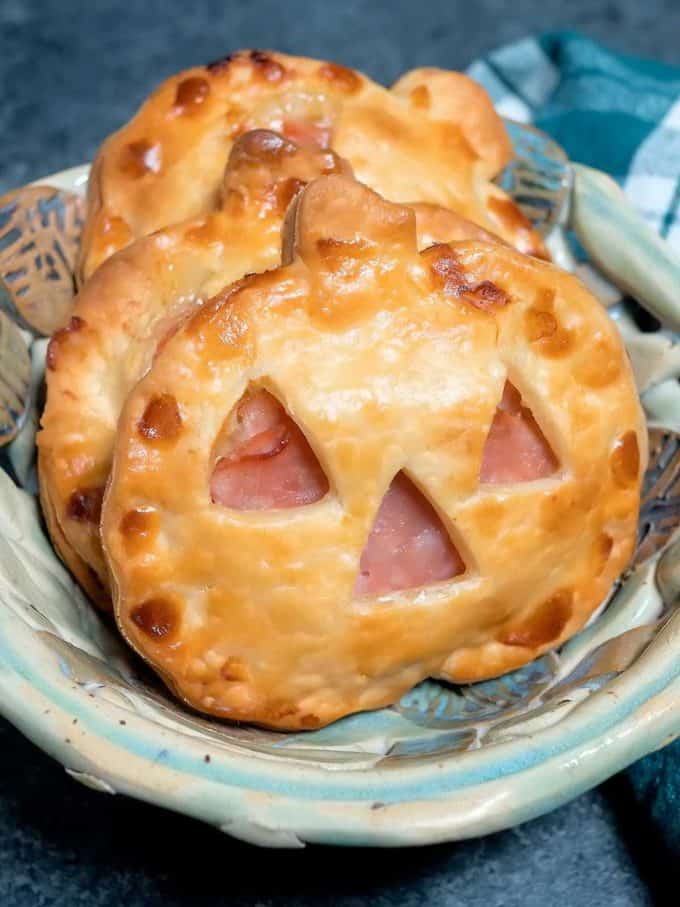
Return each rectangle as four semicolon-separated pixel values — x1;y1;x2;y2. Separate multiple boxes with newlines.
0;1;678;904
2;0;680;194
0;716;672;907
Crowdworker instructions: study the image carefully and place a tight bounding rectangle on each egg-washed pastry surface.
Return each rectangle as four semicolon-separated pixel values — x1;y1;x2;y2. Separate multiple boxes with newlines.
79;49;546;281
39;133;489;608
100;176;645;730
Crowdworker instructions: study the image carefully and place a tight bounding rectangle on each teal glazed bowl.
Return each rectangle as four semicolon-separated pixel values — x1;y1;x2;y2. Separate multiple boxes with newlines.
1;157;680;848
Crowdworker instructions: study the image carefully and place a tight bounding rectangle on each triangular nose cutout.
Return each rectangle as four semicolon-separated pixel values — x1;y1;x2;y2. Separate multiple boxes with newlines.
355;472;465;596
210;389;329;510
480;382;558;484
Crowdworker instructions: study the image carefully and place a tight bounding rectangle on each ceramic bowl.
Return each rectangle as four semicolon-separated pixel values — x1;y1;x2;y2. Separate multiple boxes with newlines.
0;161;679;848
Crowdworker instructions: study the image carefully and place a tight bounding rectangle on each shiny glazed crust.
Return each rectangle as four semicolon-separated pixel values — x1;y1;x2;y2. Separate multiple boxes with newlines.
78;50;545;281
38;135;491;605
101;176;645;730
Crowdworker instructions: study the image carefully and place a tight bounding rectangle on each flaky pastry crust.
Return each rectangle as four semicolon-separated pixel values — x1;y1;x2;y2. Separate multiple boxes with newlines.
100;176;645;730
78;50;545;281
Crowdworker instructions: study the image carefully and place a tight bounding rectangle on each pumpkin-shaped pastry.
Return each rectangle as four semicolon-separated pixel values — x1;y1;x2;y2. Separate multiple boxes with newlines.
39;132;490;607
79;49;545;281
101;176;645;730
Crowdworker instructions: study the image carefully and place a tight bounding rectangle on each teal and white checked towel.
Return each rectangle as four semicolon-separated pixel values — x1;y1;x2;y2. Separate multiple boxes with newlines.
471;30;680;858
470;31;680;250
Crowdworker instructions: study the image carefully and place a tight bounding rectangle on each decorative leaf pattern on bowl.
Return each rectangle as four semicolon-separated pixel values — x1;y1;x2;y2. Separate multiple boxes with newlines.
499;120;571;234
635;427;680;568
0;185;84;336
0;311;31;447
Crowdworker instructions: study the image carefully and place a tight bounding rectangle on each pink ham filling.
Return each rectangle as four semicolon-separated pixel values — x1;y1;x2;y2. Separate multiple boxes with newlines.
210;390;329;510
354;473;464;596
480;382;558;483
282;119;331;149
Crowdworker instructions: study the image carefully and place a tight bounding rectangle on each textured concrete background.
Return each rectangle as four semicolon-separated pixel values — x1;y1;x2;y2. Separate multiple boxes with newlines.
2;0;680;193
0;1;678;904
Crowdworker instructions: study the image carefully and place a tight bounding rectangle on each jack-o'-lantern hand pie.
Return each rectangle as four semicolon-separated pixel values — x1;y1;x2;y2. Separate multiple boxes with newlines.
101;175;645;731
38;131;490;608
79;50;545;281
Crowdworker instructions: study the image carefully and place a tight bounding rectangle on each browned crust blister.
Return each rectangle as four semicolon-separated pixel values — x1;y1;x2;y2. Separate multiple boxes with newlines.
98;176;644;730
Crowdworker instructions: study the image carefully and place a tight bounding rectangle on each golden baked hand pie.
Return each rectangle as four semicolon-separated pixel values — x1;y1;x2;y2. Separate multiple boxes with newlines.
101;175;645;730
39;133;489;607
78;49;545;281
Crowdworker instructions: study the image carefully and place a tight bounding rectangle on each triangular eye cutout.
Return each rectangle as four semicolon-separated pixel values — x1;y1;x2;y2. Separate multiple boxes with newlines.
355;472;464;597
210;389;329;510
480;382;558;484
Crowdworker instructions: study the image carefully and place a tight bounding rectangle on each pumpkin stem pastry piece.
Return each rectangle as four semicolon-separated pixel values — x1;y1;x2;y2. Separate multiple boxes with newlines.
101;175;645;730
78;50;546;282
38;133;490;608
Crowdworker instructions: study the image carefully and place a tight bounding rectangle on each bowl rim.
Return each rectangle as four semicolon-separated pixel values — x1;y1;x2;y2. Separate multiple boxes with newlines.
0;164;677;848
1;520;678;847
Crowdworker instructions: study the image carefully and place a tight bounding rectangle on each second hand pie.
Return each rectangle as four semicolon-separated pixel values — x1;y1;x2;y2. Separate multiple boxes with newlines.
100;175;645;730
78;50;546;282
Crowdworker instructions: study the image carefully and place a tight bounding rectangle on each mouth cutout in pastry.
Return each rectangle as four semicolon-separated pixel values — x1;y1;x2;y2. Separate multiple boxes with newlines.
100;175;645;730
78;50;546;282
39;136;494;609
